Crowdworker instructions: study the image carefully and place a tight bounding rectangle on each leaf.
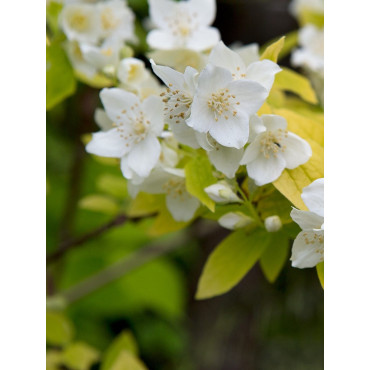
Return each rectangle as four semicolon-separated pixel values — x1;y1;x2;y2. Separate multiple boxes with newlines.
316;262;324;288
46;350;63;370
127;192;164;217
109;351;148;370
274;67;318;104
78;194;119;215
102;331;139;370
75;70;114;89
298;10;324;28
62;342;100;370
196;228;271;299
46;43;76;110
185;155;217;211
260;232;290;283
97;174;127;200
46;1;63;35
46;311;75;346
278;30;298;60
260;36;285;62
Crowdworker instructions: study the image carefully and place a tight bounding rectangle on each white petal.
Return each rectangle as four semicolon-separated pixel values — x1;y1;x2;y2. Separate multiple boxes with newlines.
301;178;324;217
291;229;324;268
234;43;260;66
142;95;165;136
186;95;214;133
218;212;254;230
227;79;268;117
94;108;113;131
208;41;247;76
195;132;214;151
246;154;286;186
120;155;135;179
127;134;161;178
187;0;216;26
208;144;244;178
194;64;233;96
186;27;221;51
281;132;312;169
170;121;200;148
86;129;129;158
151;63;186;91
148;0;177;29
248;114;266;142
147;30;177;50
245;60;281;92
166;192;200;222
240;138;262;165
261;114;287;131
135;168;173;194
100;88;139;122
291;208;324;230
209;112;250;148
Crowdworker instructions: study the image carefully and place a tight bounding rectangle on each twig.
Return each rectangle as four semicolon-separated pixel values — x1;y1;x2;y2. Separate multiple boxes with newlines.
47;214;130;265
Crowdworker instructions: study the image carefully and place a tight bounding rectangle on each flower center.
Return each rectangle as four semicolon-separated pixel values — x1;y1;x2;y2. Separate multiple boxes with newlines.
165;10;199;43
207;89;239;122
69;12;89;31
259;129;288;158
162;178;186;199
100;47;113;57
160;86;193;123
101;8;119;31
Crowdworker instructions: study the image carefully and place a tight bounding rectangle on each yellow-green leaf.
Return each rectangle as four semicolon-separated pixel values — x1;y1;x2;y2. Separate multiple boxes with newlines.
185;156;217;211
62;342;100;370
101;331;139;370
149;207;190;237
316;262;324;288
97;174;127;199
196;229;271;299
260;36;285;62
260;232;290;283
109;351;148;370
78;194;119;215
46;311;75;346
75;70;114;88
46;350;63;370
298;10;324;28
274;67;318;104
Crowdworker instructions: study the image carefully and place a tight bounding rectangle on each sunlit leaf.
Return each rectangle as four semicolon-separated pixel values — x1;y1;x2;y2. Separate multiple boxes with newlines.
128;193;164;217
316;262;324;288
196;228;271;299
62;342;100;370
260;36;285;62
109;350;148;370
46;311;75;346
78;194;120;215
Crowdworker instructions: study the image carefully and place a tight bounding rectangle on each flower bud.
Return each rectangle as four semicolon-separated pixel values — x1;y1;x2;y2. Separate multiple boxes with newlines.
204;182;241;204
264;215;282;232
218;212;254;230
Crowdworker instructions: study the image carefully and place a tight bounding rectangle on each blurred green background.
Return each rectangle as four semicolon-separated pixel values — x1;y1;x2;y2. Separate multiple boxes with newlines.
46;0;323;369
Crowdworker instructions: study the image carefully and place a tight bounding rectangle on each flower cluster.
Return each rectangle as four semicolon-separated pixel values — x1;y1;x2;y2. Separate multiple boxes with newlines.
79;0;323;272
60;0;136;78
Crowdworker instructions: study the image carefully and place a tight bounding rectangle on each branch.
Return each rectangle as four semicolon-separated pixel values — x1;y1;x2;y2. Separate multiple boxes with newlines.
47;214;130;265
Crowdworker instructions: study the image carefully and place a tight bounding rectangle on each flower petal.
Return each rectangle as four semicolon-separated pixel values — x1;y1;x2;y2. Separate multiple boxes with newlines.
151;63;186;91
170;121;200;148
260;114;287;131
234;43;260;66
281;132;312;169
301;178;324;217
166;192;200;222
291;208;324;230
187;0;216;26
246;153;286;186
142;95;164;136
86;128;129;158
94;108;113;131
208;144;244;178
147;30;177;50
127;134;161;178
186;27;221;51
245;60;281;92
291;229;324;268
148;0;177;29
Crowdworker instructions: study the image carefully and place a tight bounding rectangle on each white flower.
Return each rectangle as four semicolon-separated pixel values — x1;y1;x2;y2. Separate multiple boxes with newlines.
290;178;324;268
130;167;200;221
291;24;324;76
196;133;244;178
97;0;135;42
264;215;282;232
232;43;260;67
152;62;200;148
208;41;281;92
218;212;254;230
117;58;150;87
147;0;220;51
86;88;164;179
80;37;122;71
187;64;268;149
94;108;113;131
240;115;312;186
60;3;100;44
204;182;241;204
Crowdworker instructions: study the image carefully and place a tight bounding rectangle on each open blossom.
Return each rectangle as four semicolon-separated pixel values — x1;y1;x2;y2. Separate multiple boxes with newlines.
291;24;324;76
86;88;164;179
118;58;150;87
152;63;201;148
64;41;98;78
60;3;101;44
187;64;268;148
130;167;200;221
240;114;312;186
208;41;281;92
290;178;324;268
147;0;220;51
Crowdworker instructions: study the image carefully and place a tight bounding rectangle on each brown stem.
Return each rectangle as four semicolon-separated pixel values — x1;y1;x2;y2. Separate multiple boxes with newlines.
47;214;130;265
